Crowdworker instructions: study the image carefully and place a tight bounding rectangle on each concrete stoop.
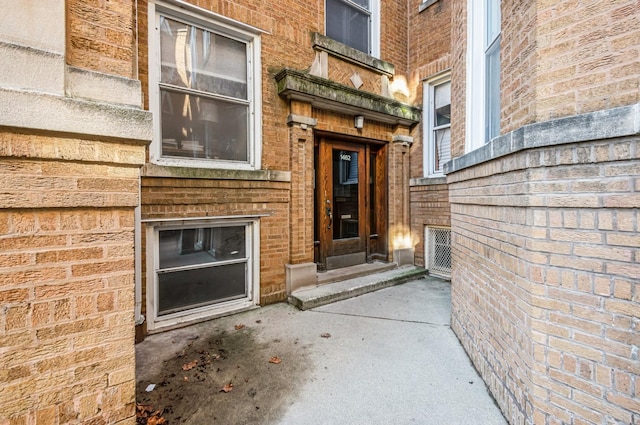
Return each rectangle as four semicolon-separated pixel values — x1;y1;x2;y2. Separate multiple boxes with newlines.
288;265;426;310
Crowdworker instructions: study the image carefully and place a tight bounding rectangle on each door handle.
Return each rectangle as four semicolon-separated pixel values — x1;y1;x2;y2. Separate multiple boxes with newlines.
326;207;333;229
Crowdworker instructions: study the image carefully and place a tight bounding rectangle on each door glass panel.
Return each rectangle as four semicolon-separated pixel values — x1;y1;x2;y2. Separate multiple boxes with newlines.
333;149;359;240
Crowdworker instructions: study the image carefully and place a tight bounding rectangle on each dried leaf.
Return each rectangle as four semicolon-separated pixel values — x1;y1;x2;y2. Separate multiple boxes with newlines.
221;382;234;393
147;416;167;425
136;404;154;417
320;333;331;338
269;356;282;364
234;324;246;330
182;360;198;371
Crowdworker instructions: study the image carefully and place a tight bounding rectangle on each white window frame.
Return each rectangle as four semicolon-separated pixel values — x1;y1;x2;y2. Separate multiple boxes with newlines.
423;72;451;177
325;0;380;58
145;216;261;332
465;0;501;153
148;0;263;170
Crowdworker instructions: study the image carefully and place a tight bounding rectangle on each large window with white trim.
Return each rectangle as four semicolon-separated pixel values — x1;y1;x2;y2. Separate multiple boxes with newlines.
424;75;451;176
326;0;380;56
466;0;501;152
146;218;260;330
149;2;262;169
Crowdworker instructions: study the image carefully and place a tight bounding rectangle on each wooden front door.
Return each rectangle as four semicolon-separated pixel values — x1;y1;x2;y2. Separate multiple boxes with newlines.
315;136;387;270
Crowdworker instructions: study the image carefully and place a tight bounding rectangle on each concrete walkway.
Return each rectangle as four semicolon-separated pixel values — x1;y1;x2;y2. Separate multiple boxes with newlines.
136;277;507;424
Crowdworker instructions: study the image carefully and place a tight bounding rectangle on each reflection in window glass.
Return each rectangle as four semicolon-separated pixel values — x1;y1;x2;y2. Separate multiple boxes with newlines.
157;225;248;315
158;15;251;162
326;0;371;54
425;79;451;175
333;149;359;240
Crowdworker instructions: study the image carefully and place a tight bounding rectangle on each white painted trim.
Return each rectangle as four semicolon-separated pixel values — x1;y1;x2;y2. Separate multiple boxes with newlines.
148;1;263;170
145;217;261;332
465;0;487;153
370;0;381;58
151;0;268;35
423;72;451;177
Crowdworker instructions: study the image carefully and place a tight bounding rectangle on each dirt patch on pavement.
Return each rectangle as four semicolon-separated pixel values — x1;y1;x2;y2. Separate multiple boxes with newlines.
136;320;311;424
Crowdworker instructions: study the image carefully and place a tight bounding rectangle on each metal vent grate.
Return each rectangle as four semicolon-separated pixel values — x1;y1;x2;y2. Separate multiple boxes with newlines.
426;227;451;278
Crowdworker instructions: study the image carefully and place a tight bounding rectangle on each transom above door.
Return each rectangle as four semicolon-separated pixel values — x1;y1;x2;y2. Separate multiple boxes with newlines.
315;136;387;270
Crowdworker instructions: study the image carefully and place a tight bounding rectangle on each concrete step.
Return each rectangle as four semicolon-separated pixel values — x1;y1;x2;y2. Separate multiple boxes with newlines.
289;265;426;310
316;260;398;286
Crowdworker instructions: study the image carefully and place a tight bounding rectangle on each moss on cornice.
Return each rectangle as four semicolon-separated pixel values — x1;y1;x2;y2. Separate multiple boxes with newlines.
275;69;420;127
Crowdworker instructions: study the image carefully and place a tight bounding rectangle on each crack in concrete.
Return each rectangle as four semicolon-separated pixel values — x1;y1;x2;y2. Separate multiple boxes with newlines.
309;309;451;327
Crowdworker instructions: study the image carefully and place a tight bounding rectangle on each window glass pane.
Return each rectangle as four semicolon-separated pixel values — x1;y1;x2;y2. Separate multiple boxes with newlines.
158;262;246;315
434;81;451;126
160;90;248;161
485;38;501;140
485;0;501;48
433;127;451;173
351;0;370;8
160;16;247;99
326;0;370;53
333;149;359;240
159;226;246;269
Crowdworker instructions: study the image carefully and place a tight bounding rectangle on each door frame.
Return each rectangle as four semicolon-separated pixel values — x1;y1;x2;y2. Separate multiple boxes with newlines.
314;133;388;270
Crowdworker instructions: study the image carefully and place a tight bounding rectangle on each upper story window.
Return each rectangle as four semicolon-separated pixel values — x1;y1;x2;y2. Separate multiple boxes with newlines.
485;0;501;140
466;0;501;152
149;1;262;170
424;75;451;176
326;0;380;57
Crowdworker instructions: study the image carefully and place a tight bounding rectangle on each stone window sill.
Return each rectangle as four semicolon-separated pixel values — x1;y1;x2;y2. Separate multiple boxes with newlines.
410;176;448;186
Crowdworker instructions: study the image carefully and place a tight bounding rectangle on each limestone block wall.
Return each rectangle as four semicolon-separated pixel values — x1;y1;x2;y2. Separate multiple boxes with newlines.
0;2;151;422
0;131;147;424
409;179;450;268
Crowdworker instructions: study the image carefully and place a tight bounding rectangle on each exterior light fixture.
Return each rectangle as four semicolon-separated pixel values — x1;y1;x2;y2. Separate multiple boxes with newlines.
354;115;364;129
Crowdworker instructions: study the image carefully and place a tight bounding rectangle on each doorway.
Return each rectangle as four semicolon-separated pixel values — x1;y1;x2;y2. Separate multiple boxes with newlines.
315;135;387;270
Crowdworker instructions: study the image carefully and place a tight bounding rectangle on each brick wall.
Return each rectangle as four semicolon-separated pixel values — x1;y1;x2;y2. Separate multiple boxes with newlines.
409;181;450;267
447;0;640;423
535;0;640;122
449;134;640;424
500;0;536;133
140;175;291;308
67;0;136;78
0;130;146;424
407;0;452;269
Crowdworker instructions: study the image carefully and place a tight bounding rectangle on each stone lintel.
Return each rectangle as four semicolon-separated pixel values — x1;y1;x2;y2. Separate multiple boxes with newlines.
276;69;421;127
287;114;318;129
392;135;414;145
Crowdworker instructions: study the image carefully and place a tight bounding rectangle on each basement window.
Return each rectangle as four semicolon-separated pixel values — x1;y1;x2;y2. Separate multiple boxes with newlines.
425;226;451;279
146;218;260;331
